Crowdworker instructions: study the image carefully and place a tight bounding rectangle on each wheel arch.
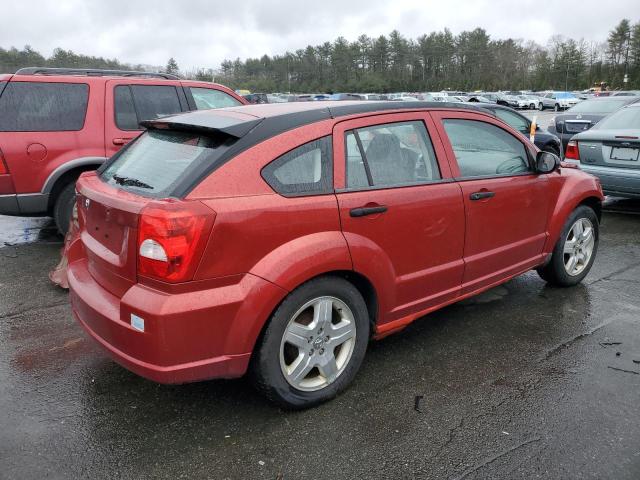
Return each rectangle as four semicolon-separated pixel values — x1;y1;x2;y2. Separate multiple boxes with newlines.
44;157;106;212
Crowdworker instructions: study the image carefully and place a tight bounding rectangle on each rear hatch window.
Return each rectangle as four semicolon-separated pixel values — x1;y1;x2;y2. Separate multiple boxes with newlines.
100;129;234;198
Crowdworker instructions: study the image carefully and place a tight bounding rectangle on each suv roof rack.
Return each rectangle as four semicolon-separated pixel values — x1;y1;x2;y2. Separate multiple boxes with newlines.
14;67;180;80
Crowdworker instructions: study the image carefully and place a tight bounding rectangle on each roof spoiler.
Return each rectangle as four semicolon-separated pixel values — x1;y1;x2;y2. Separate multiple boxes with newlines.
141;114;263;139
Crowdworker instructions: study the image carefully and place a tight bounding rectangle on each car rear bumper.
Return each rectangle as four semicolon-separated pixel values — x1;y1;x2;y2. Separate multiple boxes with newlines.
68;256;279;384
579;164;640;198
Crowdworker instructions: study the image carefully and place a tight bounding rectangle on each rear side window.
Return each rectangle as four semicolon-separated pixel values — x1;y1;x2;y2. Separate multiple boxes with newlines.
189;87;242;109
443;119;531;178
114;85;183;130
261;136;333;197
101;129;234;198
345;120;441;189
0;82;88;132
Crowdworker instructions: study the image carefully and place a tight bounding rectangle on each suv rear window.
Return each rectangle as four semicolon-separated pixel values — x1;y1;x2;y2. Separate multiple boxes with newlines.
0;81;88;132
114;85;184;130
100;129;234;198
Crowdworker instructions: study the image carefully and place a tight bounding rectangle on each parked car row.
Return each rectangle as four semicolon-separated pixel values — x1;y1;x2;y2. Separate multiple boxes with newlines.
243;90;586;112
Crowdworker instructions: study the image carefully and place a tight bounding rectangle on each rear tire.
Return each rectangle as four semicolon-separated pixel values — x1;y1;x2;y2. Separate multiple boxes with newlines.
554;103;560;112
537;206;599;287
53;182;76;235
251;276;370;409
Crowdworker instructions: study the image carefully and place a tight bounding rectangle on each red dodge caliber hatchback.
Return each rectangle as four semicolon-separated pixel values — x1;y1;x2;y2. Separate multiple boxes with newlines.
68;101;604;408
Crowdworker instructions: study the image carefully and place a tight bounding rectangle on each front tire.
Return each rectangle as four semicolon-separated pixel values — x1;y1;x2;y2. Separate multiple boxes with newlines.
53;182;76;235
537;206;599;287
538;102;544;111
251;276;370;409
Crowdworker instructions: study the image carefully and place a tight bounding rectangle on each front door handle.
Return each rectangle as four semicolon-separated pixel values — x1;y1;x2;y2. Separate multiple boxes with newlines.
469;191;495;201
112;137;134;146
350;205;388;217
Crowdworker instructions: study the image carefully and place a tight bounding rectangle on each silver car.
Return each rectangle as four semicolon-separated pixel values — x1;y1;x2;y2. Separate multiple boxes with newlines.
572;103;640;198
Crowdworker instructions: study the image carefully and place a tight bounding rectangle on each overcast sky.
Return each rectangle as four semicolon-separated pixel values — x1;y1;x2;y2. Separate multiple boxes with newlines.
1;1;636;70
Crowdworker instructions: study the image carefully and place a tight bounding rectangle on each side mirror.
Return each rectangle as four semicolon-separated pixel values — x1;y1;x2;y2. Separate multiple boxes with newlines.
536;150;560;173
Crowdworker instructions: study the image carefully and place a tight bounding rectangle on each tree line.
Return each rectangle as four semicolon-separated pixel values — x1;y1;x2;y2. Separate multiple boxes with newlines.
215;18;640;93
2;18;639;93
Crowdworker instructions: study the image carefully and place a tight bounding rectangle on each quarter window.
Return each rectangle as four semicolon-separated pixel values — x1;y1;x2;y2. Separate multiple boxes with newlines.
345;120;441;189
189;87;242;109
0;82;88;132
442;119;531;178
262;136;333;196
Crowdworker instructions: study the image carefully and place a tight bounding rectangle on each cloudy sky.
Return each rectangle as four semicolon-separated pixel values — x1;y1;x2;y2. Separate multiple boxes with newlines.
1;0;636;70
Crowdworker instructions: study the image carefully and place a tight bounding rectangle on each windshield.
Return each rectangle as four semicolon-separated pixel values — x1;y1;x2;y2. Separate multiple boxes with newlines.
594;106;640;130
568;99;630;113
101;129;233;198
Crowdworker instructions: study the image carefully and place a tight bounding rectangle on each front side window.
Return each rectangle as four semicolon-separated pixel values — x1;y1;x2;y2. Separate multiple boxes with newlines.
345;120;441;189
189;87;242;109
0;81;88;132
442;119;531;178
262;136;333;197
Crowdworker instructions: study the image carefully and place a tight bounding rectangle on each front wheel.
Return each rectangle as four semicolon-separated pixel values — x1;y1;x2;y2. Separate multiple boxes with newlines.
538;102;544;111
251;276;370;409
537;206;599;287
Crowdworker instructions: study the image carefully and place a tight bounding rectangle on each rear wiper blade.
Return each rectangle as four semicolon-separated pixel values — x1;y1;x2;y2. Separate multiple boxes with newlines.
112;174;153;189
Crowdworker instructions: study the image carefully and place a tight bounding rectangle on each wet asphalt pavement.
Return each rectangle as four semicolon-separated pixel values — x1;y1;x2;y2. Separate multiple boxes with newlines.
1;198;640;480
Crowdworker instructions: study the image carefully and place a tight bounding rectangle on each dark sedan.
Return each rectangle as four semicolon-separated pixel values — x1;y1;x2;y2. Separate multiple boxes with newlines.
548;96;640;152
479;103;562;155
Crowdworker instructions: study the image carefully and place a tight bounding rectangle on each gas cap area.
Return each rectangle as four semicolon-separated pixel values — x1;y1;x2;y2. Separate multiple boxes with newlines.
27;143;47;162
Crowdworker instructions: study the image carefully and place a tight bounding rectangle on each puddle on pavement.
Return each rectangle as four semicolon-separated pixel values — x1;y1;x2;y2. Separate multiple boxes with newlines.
0;215;62;246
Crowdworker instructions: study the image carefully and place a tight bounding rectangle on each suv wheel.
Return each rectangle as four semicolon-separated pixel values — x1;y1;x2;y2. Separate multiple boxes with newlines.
251;276;370;409
537;206;599;287
554;103;560;112
538;102;544;111
53;182;77;235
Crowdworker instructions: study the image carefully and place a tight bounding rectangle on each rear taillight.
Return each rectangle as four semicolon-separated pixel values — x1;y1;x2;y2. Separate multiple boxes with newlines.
0;148;8;174
137;201;215;283
565;141;580;161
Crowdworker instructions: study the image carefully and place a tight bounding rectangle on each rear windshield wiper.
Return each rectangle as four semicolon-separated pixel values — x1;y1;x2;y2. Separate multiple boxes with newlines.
112;174;153;189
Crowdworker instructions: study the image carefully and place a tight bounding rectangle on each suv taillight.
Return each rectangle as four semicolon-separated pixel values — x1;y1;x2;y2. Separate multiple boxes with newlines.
0;148;8;174
565;141;580;161
137;201;215;283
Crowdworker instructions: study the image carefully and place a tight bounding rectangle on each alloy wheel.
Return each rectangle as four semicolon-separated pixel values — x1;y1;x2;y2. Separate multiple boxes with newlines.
279;296;357;392
563;218;595;276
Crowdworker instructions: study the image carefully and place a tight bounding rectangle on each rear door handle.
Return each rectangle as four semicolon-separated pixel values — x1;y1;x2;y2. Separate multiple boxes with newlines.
350;205;388;217
469;191;495;201
112;137;134;146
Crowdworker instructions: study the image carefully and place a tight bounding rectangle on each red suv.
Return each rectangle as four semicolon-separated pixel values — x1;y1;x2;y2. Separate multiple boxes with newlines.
0;67;246;233
67;101;603;408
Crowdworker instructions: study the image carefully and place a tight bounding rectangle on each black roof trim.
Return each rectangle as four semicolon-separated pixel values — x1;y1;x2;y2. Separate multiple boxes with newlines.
14;67;180;80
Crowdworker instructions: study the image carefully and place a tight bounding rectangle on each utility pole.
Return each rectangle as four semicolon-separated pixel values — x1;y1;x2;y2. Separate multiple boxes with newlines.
623;28;631;86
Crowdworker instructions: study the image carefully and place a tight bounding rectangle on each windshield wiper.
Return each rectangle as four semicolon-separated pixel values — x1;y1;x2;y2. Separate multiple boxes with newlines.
112;174;153;189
